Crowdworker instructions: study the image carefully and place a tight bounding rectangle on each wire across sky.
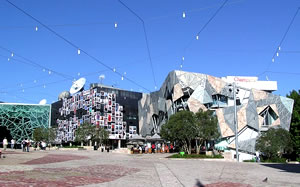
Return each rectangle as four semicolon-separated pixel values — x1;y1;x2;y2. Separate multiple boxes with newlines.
1;0;300;104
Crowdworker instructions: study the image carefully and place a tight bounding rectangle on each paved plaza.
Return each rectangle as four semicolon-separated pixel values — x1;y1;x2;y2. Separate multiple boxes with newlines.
0;149;299;187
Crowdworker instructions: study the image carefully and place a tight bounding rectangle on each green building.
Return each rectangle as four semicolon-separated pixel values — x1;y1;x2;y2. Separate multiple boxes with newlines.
0;103;51;143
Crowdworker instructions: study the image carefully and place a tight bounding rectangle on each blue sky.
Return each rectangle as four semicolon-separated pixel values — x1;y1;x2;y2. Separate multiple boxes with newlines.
0;0;299;104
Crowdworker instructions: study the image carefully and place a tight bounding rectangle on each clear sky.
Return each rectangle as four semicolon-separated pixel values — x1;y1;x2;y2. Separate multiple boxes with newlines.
0;0;299;104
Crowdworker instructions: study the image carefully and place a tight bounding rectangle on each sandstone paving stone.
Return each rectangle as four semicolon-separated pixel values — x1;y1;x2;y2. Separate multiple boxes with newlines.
0;149;299;187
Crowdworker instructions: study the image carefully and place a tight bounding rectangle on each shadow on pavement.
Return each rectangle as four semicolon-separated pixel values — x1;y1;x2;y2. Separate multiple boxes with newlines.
260;163;300;173
194;179;205;187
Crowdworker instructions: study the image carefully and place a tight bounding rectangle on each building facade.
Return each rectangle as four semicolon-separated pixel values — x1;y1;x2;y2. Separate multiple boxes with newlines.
52;84;142;144
138;70;294;159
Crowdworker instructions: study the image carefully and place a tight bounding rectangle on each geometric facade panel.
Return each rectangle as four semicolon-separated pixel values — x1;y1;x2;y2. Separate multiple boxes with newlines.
0;103;50;143
138;70;294;154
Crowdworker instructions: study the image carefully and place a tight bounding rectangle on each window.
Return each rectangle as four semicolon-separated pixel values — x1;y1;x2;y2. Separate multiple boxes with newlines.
259;106;278;126
212;94;228;108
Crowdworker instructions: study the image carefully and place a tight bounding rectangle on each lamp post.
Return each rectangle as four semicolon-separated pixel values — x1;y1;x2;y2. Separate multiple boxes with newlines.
229;82;239;162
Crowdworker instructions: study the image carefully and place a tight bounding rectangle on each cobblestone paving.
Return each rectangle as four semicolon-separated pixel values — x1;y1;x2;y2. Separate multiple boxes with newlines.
22;154;88;165
0;149;299;187
0;165;139;187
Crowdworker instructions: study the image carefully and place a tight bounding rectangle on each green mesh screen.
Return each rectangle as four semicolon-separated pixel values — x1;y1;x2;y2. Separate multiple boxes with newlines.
0;103;50;143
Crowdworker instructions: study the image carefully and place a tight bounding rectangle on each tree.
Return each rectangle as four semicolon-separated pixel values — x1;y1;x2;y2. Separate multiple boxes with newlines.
194;109;220;154
33;127;57;144
161;110;197;154
75;123;110;146
75;122;95;145
287;90;300;157
45;128;57;144
255;127;293;159
93;127;109;146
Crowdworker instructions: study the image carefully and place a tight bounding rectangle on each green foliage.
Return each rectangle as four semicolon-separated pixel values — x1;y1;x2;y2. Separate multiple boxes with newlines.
169;153;223;159
33;127;44;142
287;90;300;156
243;159;256;162
161;110;197;154
161;110;220;154
74;123;109;145
194;109;220;153
74;123;96;144
32;127;57;143
261;157;286;163
62;145;83;148
255;127;293;159
93;126;109;145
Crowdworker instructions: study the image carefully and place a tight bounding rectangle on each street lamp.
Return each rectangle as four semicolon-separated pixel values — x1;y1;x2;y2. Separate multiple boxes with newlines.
229;82;239;162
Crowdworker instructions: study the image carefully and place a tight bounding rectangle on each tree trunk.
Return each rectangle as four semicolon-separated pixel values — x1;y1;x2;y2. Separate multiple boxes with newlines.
196;139;200;154
188;139;192;155
196;139;203;154
183;140;188;153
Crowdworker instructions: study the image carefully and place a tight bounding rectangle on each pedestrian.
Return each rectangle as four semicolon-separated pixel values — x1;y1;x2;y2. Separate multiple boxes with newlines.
151;143;155;153
11;139;15;149
41;141;46;150
165;144;169;153
157;143;161;153
3;137;8;151
170;144;174;153
21;139;25;152
255;151;260;162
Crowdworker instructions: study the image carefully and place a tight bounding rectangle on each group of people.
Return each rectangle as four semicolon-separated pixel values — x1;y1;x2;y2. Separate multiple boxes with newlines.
1;138;15;150
1;137;49;152
132;143;175;154
34;141;47;150
21;139;31;152
149;143;174;153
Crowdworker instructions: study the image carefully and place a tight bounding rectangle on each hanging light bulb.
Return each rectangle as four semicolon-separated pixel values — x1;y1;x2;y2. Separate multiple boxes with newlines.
130;88;133;91
272;58;275;62
182;56;185;61
43;69;46;72
124;72;127;75
113;68;116;72
22;89;25;93
77;72;80;76
278;46;281;51
196;35;199;40
48;70;52;75
11;53;14;57
43;85;46;88
155;86;157;90
180;64;183;68
276;52;279;57
35;26;38;31
182;12;186;18
121;76;124;81
7;58;10;61
77;49;81;55
34;80;37;83
114;22;118;28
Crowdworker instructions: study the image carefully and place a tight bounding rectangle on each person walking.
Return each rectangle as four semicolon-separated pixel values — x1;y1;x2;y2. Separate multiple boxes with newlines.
151;143;155;154
26;140;31;152
3;138;8;151
170;144;174;153
10;139;15;149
